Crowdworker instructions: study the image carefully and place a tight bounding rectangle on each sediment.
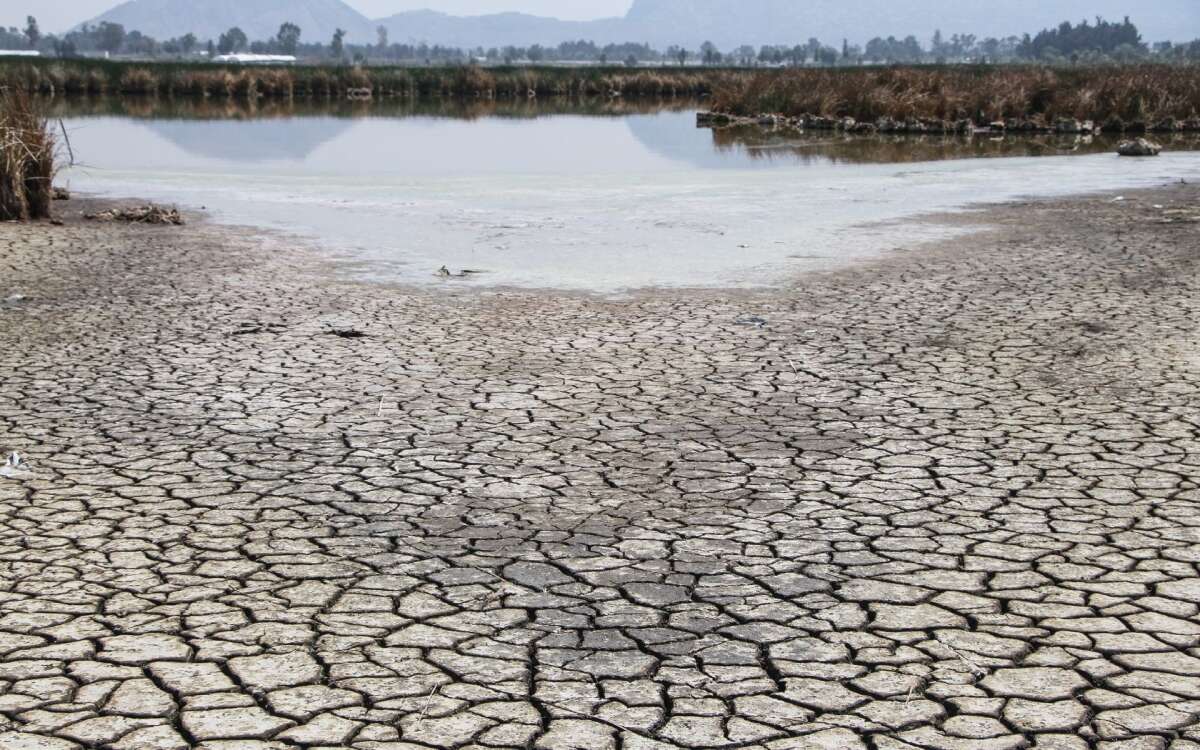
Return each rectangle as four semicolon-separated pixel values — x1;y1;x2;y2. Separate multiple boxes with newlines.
1;185;1199;748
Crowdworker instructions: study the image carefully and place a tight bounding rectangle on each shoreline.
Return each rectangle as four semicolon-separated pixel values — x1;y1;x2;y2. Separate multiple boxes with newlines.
47;164;1200;296
699;110;1200;135
15;177;1200;303
2;185;1200;748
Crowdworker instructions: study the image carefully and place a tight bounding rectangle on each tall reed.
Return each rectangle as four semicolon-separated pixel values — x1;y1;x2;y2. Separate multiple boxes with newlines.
708;65;1200;125
4;59;1196;126
0;88;55;221
0;58;721;102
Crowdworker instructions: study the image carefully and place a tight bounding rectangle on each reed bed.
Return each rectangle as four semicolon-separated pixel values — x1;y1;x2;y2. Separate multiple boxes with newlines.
8;58;1195;127
708;65;1200;126
0;88;55;221
0;58;723;102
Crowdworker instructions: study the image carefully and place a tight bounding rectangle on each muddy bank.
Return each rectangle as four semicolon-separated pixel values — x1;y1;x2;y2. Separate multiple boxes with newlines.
699;109;1200;135
1;186;1199;748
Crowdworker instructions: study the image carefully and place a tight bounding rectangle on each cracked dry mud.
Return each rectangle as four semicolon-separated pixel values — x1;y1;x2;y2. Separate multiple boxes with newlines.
1;185;1199;750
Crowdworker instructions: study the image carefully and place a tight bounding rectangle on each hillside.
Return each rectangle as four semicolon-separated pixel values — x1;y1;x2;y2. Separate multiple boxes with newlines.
620;0;1200;47
377;0;1200;49
80;0;374;43
80;0;1200;48
376;10;623;49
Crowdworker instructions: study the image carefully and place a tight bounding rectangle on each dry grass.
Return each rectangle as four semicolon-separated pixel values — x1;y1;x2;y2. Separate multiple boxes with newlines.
8;59;1194;126
0;59;723;102
0;88;55;221
119;67;157;95
709;66;1200;126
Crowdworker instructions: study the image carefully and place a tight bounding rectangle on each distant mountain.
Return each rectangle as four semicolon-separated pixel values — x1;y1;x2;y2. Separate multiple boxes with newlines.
376;10;623;49
378;0;1199;48
80;0;1200;47
79;0;374;43
624;0;1200;47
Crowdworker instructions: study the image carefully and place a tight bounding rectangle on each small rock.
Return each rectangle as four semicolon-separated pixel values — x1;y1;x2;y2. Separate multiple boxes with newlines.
323;328;367;339
1116;138;1162;157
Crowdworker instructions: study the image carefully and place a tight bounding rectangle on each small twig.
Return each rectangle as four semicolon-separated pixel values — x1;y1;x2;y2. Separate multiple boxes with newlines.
412;683;441;728
58;118;74;166
940;643;986;676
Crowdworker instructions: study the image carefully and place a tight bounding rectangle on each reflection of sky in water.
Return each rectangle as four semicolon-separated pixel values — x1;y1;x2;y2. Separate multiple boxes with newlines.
60;111;1200;291
68;113;702;175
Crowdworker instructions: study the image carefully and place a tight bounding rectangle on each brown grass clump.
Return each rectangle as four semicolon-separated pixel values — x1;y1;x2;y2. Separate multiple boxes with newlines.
177;70;209;98
210;70;237;98
451;65;495;96
709;65;1200;125
0;89;56;221
119;68;158;96
231;72;259;100
85;69;108;95
344;67;372;92
255;68;295;99
303;69;335;98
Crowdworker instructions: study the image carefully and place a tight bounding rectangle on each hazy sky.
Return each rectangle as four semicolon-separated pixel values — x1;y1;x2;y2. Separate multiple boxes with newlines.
7;0;635;33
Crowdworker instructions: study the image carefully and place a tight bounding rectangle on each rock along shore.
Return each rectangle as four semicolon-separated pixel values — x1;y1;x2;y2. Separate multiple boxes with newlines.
699;110;1200;136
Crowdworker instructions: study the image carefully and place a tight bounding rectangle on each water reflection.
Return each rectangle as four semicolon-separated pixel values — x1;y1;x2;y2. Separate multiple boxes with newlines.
46;96;694;123
53;97;1200;169
54;97;1200;291
144;120;354;162
707;125;1200;165
54;97;703;168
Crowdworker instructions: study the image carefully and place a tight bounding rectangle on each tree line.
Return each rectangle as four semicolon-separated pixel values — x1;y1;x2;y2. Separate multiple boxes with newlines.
3;15;1199;65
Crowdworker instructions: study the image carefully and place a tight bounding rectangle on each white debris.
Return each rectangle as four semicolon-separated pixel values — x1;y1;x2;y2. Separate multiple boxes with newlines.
1;452;29;478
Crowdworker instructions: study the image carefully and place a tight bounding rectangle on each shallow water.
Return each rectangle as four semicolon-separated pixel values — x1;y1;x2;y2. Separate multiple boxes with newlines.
57;100;1200;291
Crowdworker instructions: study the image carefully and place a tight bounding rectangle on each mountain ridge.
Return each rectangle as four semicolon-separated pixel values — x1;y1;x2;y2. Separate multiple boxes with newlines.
79;0;1200;48
79;0;374;42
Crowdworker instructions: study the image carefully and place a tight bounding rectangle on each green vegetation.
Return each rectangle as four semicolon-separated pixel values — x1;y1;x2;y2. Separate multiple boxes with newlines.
708;65;1200;128
0;88;55;221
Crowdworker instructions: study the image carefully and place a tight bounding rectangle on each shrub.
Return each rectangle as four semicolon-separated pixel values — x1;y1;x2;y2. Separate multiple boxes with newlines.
0;89;55;221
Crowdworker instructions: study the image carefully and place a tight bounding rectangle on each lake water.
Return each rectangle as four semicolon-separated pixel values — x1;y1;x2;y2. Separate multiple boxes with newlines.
57;99;1200;291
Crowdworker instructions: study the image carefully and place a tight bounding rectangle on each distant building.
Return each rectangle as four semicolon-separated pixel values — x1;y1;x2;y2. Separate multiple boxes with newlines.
211;54;296;65
0;50;40;58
